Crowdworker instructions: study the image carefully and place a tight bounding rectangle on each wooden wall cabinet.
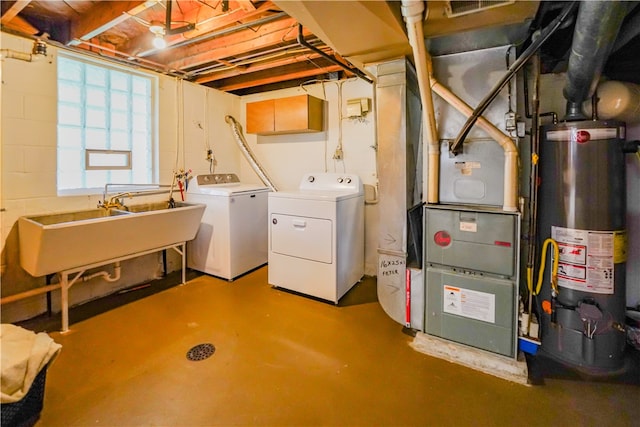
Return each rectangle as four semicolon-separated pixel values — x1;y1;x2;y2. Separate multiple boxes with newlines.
246;94;324;135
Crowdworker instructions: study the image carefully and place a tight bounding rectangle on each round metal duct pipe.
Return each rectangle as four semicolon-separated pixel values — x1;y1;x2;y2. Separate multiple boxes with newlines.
563;1;628;120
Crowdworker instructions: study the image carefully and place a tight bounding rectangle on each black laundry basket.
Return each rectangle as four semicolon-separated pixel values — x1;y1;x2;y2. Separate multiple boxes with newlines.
1;365;48;427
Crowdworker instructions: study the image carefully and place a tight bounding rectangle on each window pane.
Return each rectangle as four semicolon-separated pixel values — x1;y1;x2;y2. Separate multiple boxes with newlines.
85;169;109;188
59;58;82;81
58;104;82;126
86;128;108;149
57;54;155;192
58;126;82;148
132;131;148;148
59;82;81;103
132;95;148;114
58;148;84;172
110;71;129;91
58;170;84;190
86;87;106;107
132;77;149;95
111;111;128;130
86;107;106;128
86;65;106;87
132;113;148;131
110;130;130;150
110;91;129;111
110;169;133;183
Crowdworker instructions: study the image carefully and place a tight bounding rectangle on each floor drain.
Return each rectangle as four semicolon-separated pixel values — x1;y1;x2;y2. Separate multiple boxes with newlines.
186;343;215;361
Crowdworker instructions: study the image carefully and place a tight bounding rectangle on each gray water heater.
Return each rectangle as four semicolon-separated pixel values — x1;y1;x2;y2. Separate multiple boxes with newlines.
538;120;628;372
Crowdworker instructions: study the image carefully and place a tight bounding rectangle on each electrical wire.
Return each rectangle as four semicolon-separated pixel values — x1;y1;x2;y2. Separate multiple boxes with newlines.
300;77;360;173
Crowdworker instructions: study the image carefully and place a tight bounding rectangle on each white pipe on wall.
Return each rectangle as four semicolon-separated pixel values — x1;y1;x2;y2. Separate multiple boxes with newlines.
430;81;519;211
401;0;519;212
81;262;122;283
0;49;45;62
401;0;440;204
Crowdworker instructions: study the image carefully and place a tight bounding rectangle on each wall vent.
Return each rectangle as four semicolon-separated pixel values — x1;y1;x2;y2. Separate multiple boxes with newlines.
445;1;514;18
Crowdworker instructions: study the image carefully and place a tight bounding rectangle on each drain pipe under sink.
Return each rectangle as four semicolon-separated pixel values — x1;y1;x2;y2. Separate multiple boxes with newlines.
81;262;121;282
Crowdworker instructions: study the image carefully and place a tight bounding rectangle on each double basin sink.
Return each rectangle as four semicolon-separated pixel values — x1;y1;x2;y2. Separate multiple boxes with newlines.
18;201;205;277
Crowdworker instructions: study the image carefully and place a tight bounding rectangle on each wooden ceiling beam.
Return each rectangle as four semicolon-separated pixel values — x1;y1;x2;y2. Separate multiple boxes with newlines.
235;1;257;11
163;18;312;70
212;63;344;92
125;1;278;56
1;0;31;25
0;14;39;35
194;50;329;83
67;0;158;46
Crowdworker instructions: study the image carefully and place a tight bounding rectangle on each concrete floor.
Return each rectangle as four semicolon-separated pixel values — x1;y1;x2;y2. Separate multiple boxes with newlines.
24;267;640;426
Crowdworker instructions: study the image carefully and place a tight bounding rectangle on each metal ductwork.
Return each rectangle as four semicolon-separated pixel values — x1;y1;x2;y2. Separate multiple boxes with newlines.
563;1;628;120
225;115;278;192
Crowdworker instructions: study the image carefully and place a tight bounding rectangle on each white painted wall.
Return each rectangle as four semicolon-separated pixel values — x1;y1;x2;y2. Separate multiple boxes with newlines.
238;79;379;275
0;33;241;323
0;33;378;324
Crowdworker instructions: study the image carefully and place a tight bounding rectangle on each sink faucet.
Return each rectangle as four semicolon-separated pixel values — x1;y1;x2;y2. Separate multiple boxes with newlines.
98;192;132;209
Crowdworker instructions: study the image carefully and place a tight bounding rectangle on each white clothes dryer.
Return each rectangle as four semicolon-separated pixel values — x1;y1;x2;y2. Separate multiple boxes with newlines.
186;173;270;280
268;172;364;303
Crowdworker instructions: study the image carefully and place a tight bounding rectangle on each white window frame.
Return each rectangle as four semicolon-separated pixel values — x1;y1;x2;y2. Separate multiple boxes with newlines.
56;51;158;195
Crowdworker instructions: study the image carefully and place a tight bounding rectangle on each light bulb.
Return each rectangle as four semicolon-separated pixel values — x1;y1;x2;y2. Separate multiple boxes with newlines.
149;23;164;35
152;34;167;49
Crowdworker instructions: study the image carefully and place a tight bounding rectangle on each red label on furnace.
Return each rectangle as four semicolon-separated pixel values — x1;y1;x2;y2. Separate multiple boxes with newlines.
434;231;451;247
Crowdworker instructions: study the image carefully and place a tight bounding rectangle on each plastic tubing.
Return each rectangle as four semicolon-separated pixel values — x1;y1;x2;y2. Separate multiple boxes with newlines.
530;238;559;296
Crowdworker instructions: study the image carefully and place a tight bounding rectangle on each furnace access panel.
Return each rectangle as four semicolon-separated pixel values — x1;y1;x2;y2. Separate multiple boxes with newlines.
423;205;520;358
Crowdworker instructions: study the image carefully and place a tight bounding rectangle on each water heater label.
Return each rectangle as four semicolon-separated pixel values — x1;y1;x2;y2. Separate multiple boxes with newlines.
443;285;495;324
546;127;618;142
552;226;615;294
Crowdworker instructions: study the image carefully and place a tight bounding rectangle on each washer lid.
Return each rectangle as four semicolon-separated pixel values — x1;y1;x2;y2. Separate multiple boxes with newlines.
188;182;270;196
268;190;362;201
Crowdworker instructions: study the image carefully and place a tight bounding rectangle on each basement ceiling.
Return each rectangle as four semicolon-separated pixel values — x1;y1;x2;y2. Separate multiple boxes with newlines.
1;0;362;95
2;1;640;95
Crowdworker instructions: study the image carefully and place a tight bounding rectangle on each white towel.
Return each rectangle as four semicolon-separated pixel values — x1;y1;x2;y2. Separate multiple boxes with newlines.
1;324;62;404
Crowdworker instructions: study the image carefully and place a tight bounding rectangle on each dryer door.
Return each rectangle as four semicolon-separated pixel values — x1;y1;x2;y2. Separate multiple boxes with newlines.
270;214;332;263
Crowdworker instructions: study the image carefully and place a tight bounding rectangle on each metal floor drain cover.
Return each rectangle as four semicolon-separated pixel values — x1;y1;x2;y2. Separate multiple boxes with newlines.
186;343;215;361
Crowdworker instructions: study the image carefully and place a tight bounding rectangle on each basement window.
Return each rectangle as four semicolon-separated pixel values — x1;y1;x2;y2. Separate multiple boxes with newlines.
57;53;157;194
85;149;132;170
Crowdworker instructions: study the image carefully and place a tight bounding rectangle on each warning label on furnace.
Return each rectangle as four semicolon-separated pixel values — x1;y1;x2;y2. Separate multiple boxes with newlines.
552;226;620;294
443;285;495;324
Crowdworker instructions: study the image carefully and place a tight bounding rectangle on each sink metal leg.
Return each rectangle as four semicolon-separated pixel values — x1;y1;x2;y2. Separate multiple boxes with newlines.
61;272;70;333
182;243;186;284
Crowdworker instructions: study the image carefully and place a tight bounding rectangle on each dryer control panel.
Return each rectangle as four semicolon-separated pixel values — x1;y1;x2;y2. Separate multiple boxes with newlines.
299;172;363;194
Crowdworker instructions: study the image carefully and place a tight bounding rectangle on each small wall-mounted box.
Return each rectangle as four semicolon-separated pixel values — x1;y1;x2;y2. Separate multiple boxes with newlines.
346;97;370;118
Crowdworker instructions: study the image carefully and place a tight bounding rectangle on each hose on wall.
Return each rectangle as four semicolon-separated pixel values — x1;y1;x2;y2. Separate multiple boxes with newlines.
225;115;278;191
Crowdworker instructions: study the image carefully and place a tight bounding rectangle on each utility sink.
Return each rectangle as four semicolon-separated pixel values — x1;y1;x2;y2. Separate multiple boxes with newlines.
18;201;205;277
123;202;176;213
29;208;133;225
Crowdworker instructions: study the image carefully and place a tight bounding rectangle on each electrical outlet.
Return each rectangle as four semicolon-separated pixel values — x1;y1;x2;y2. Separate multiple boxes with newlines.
333;148;343;160
206;149;213;160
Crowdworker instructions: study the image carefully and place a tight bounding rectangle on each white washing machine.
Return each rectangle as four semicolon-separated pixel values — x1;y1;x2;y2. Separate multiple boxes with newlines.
186;173;270;280
268;172;364;303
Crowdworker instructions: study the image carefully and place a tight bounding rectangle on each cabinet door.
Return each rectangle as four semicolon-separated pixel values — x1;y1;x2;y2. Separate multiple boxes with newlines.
246;99;274;134
274;95;323;133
